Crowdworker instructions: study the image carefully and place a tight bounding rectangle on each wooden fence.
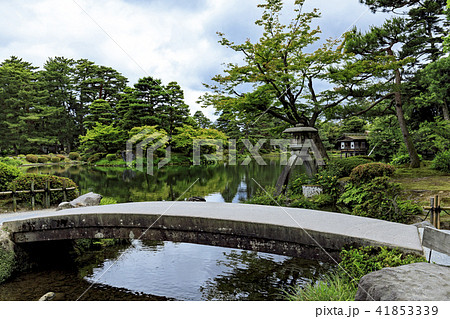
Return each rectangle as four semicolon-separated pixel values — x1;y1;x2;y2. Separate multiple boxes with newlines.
423;195;449;229
0;180;76;211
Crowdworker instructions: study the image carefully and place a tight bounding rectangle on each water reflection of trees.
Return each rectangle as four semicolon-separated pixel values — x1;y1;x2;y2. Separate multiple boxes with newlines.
29;162;282;203
199;251;332;301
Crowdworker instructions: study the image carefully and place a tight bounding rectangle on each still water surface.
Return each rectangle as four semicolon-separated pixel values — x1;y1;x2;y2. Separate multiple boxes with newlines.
0;162;332;301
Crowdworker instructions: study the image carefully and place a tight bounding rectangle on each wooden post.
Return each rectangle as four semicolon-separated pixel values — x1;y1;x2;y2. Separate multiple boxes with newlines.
12;184;17;212
436;195;441;230
430;197;435;227
31;181;35;211
45;181;50;208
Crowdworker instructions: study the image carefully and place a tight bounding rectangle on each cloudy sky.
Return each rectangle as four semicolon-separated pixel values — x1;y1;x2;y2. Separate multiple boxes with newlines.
0;0;389;120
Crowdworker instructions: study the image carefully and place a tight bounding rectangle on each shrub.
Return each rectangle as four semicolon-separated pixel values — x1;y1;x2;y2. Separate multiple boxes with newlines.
339;177;418;223
100;197;118;205
105;154;117;162
26;154;39;163
289;195;319;209
8;174;78;206
0;247;15;284
284;246;425;301
391;153;422;166
431;150;450;173
339;246;426;285
0;162;22;191
87;153;106;164
0;157;21;167
349;163;395;185
51;157;61;163
37;156;49;163
285;272;356;301
69;152;81;161
56;154;66;160
322;156;373;179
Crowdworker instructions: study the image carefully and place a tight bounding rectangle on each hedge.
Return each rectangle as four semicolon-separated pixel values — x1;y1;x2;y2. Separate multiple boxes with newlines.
349;163;396;184
8;174;78;206
26;154;39;163
0;162;22;191
69;152;81;161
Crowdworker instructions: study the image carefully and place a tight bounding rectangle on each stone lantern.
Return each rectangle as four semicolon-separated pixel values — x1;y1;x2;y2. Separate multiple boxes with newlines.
275;124;323;195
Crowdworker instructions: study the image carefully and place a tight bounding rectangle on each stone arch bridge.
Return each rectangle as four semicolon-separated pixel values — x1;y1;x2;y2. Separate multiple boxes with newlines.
0;202;423;261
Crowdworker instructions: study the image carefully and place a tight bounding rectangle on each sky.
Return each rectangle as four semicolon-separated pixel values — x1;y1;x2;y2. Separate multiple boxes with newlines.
0;0;390;120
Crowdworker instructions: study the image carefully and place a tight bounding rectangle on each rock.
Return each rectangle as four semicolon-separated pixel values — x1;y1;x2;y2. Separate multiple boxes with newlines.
56;201;74;211
355;263;450;301
187;196;206;202
56;192;102;211
39;292;55;301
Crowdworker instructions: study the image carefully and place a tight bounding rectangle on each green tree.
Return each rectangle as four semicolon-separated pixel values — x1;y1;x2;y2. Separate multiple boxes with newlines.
202;0;347;159
158;81;190;138
0;57;55;154
40;56;79;152
79;123;126;155
413;57;450;120
193;110;212;129
74;59;127;135
84;99;115;130
343;18;421;167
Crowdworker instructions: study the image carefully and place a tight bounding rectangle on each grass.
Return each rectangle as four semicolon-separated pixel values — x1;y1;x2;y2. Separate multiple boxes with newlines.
284;272;357;301
390;161;450;226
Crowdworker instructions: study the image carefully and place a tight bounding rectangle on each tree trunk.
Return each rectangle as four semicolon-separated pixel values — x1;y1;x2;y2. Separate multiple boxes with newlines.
310;130;329;161
393;69;421;168
442;100;449;121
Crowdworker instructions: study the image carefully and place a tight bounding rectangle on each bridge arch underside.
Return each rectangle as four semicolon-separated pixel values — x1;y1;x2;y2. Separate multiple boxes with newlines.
5;213;416;263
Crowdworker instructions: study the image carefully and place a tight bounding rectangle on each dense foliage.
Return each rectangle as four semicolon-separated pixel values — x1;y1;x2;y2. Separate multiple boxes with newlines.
286;246;426;301
0;162;22;191
8;174;78;206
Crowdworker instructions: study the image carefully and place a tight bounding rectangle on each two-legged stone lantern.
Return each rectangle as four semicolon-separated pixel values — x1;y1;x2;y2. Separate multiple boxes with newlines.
275;124;324;195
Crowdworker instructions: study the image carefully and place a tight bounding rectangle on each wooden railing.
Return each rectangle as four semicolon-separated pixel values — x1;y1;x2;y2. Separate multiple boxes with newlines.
0;180;76;211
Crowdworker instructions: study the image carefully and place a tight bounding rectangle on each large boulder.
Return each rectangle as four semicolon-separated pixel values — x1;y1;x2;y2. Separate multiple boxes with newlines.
355;262;450;301
57;192;102;211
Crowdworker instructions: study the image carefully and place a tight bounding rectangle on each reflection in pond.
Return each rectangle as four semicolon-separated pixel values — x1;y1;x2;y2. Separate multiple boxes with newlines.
84;240;332;301
25;161;283;203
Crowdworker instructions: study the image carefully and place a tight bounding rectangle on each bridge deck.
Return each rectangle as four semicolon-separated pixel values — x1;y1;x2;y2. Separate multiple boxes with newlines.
1;202;423;258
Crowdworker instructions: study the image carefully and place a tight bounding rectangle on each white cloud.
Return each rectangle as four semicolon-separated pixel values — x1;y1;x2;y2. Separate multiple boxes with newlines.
0;0;389;121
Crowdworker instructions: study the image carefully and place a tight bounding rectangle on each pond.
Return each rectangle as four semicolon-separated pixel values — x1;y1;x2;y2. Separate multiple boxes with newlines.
0;161;334;301
0;240;332;301
23;160;284;203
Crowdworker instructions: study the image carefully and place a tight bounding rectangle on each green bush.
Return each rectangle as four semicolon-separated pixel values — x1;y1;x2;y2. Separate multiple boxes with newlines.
0;162;22;191
285;272;356;301
8;174;78;206
391;153;423;166
285;246;425;301
56;154;66;161
289;196;319;209
339;246;426;285
100;197;118;205
339;177;419;223
349;163;395;185
105;154;117;162
68;152;81;161
431;150;450;173
87;153;106;164
322;156;373;179
0;157;21;167
25;154;38;163
51;157;61;163
0;247;15;284
37;156;49;163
